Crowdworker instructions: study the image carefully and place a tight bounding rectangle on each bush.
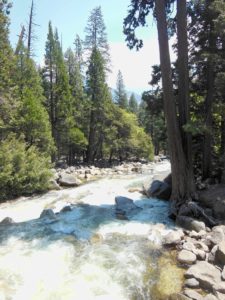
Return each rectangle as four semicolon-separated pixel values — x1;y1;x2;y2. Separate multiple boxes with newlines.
0;135;52;200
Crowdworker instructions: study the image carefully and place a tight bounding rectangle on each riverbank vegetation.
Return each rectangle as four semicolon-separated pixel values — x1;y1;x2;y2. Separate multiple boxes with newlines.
124;0;225;217
0;1;153;199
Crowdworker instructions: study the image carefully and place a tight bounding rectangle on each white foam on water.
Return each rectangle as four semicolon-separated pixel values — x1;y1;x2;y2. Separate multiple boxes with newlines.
0;162;174;299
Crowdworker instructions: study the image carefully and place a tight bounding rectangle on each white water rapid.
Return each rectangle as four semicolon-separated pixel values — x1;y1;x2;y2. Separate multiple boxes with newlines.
0;161;182;300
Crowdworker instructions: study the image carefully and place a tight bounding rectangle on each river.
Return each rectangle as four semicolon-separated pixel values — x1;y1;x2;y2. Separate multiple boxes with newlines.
0;161;184;300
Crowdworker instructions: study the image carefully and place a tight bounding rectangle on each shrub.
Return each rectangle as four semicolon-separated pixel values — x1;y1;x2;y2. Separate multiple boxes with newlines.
0;135;52;200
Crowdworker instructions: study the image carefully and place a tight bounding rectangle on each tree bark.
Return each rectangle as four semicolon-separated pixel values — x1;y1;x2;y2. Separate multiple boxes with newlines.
177;0;195;193
155;0;193;216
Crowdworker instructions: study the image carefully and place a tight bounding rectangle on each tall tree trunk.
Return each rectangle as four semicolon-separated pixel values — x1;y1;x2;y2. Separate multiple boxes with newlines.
87;110;96;163
202;2;215;179
177;0;195;193
203;59;214;179
155;0;193;216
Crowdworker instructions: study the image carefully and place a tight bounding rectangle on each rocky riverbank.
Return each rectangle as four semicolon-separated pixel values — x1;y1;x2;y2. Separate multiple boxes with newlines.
163;224;225;300
49;160;157;190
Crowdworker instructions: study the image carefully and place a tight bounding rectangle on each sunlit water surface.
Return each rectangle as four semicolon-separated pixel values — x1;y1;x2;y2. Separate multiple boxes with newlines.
0;161;182;300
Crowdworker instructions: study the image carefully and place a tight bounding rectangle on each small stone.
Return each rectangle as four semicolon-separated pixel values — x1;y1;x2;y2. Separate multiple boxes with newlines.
183;289;204;300
213;282;225;294
184;278;199;288
193;249;206;260
178;250;197;264
208;245;219;264
163;230;184;246
215;241;225;267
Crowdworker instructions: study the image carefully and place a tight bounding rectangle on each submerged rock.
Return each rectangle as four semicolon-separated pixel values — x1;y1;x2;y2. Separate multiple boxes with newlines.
39;209;56;219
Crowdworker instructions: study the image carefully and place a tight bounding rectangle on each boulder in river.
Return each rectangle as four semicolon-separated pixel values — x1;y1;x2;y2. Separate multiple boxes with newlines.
0;217;15;225
39;209;56;219
58;174;82;187
146;180;171;200
115;196;142;217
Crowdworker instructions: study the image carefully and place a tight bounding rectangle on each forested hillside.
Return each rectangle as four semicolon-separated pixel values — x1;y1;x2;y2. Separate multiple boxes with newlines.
0;1;154;199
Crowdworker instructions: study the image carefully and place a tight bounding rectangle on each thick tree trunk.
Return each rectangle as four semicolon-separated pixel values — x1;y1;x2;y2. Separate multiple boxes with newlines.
177;0;195;193
155;0;193;216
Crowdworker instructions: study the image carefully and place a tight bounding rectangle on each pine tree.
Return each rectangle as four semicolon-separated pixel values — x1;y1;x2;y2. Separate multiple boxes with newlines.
115;70;128;109
84;6;110;68
0;0;13;95
43;22;74;161
74;34;83;71
86;47;111;162
13;39;54;155
128;93;138;114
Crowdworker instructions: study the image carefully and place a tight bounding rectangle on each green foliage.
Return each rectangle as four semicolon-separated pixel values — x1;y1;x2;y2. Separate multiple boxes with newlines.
84;6;110;67
0;135;52;200
115;70;128;110
128;93;138;114
103;105;154;161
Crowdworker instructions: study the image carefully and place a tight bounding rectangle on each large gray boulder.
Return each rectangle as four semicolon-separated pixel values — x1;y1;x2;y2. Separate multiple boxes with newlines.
115;196;142;217
185;261;222;291
58;174;82;187
147;180;171;200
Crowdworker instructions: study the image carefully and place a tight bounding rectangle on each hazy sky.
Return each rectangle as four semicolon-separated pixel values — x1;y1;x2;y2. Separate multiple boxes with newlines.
9;0;162;94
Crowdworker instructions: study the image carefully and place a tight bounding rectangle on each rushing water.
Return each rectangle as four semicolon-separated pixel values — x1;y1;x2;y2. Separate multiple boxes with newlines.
0;161;183;300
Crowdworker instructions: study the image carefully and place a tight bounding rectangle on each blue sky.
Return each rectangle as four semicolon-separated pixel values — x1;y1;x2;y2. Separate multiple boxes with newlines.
9;0;161;94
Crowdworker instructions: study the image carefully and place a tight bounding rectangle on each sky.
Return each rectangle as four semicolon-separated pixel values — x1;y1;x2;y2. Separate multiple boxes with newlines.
9;0;163;94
